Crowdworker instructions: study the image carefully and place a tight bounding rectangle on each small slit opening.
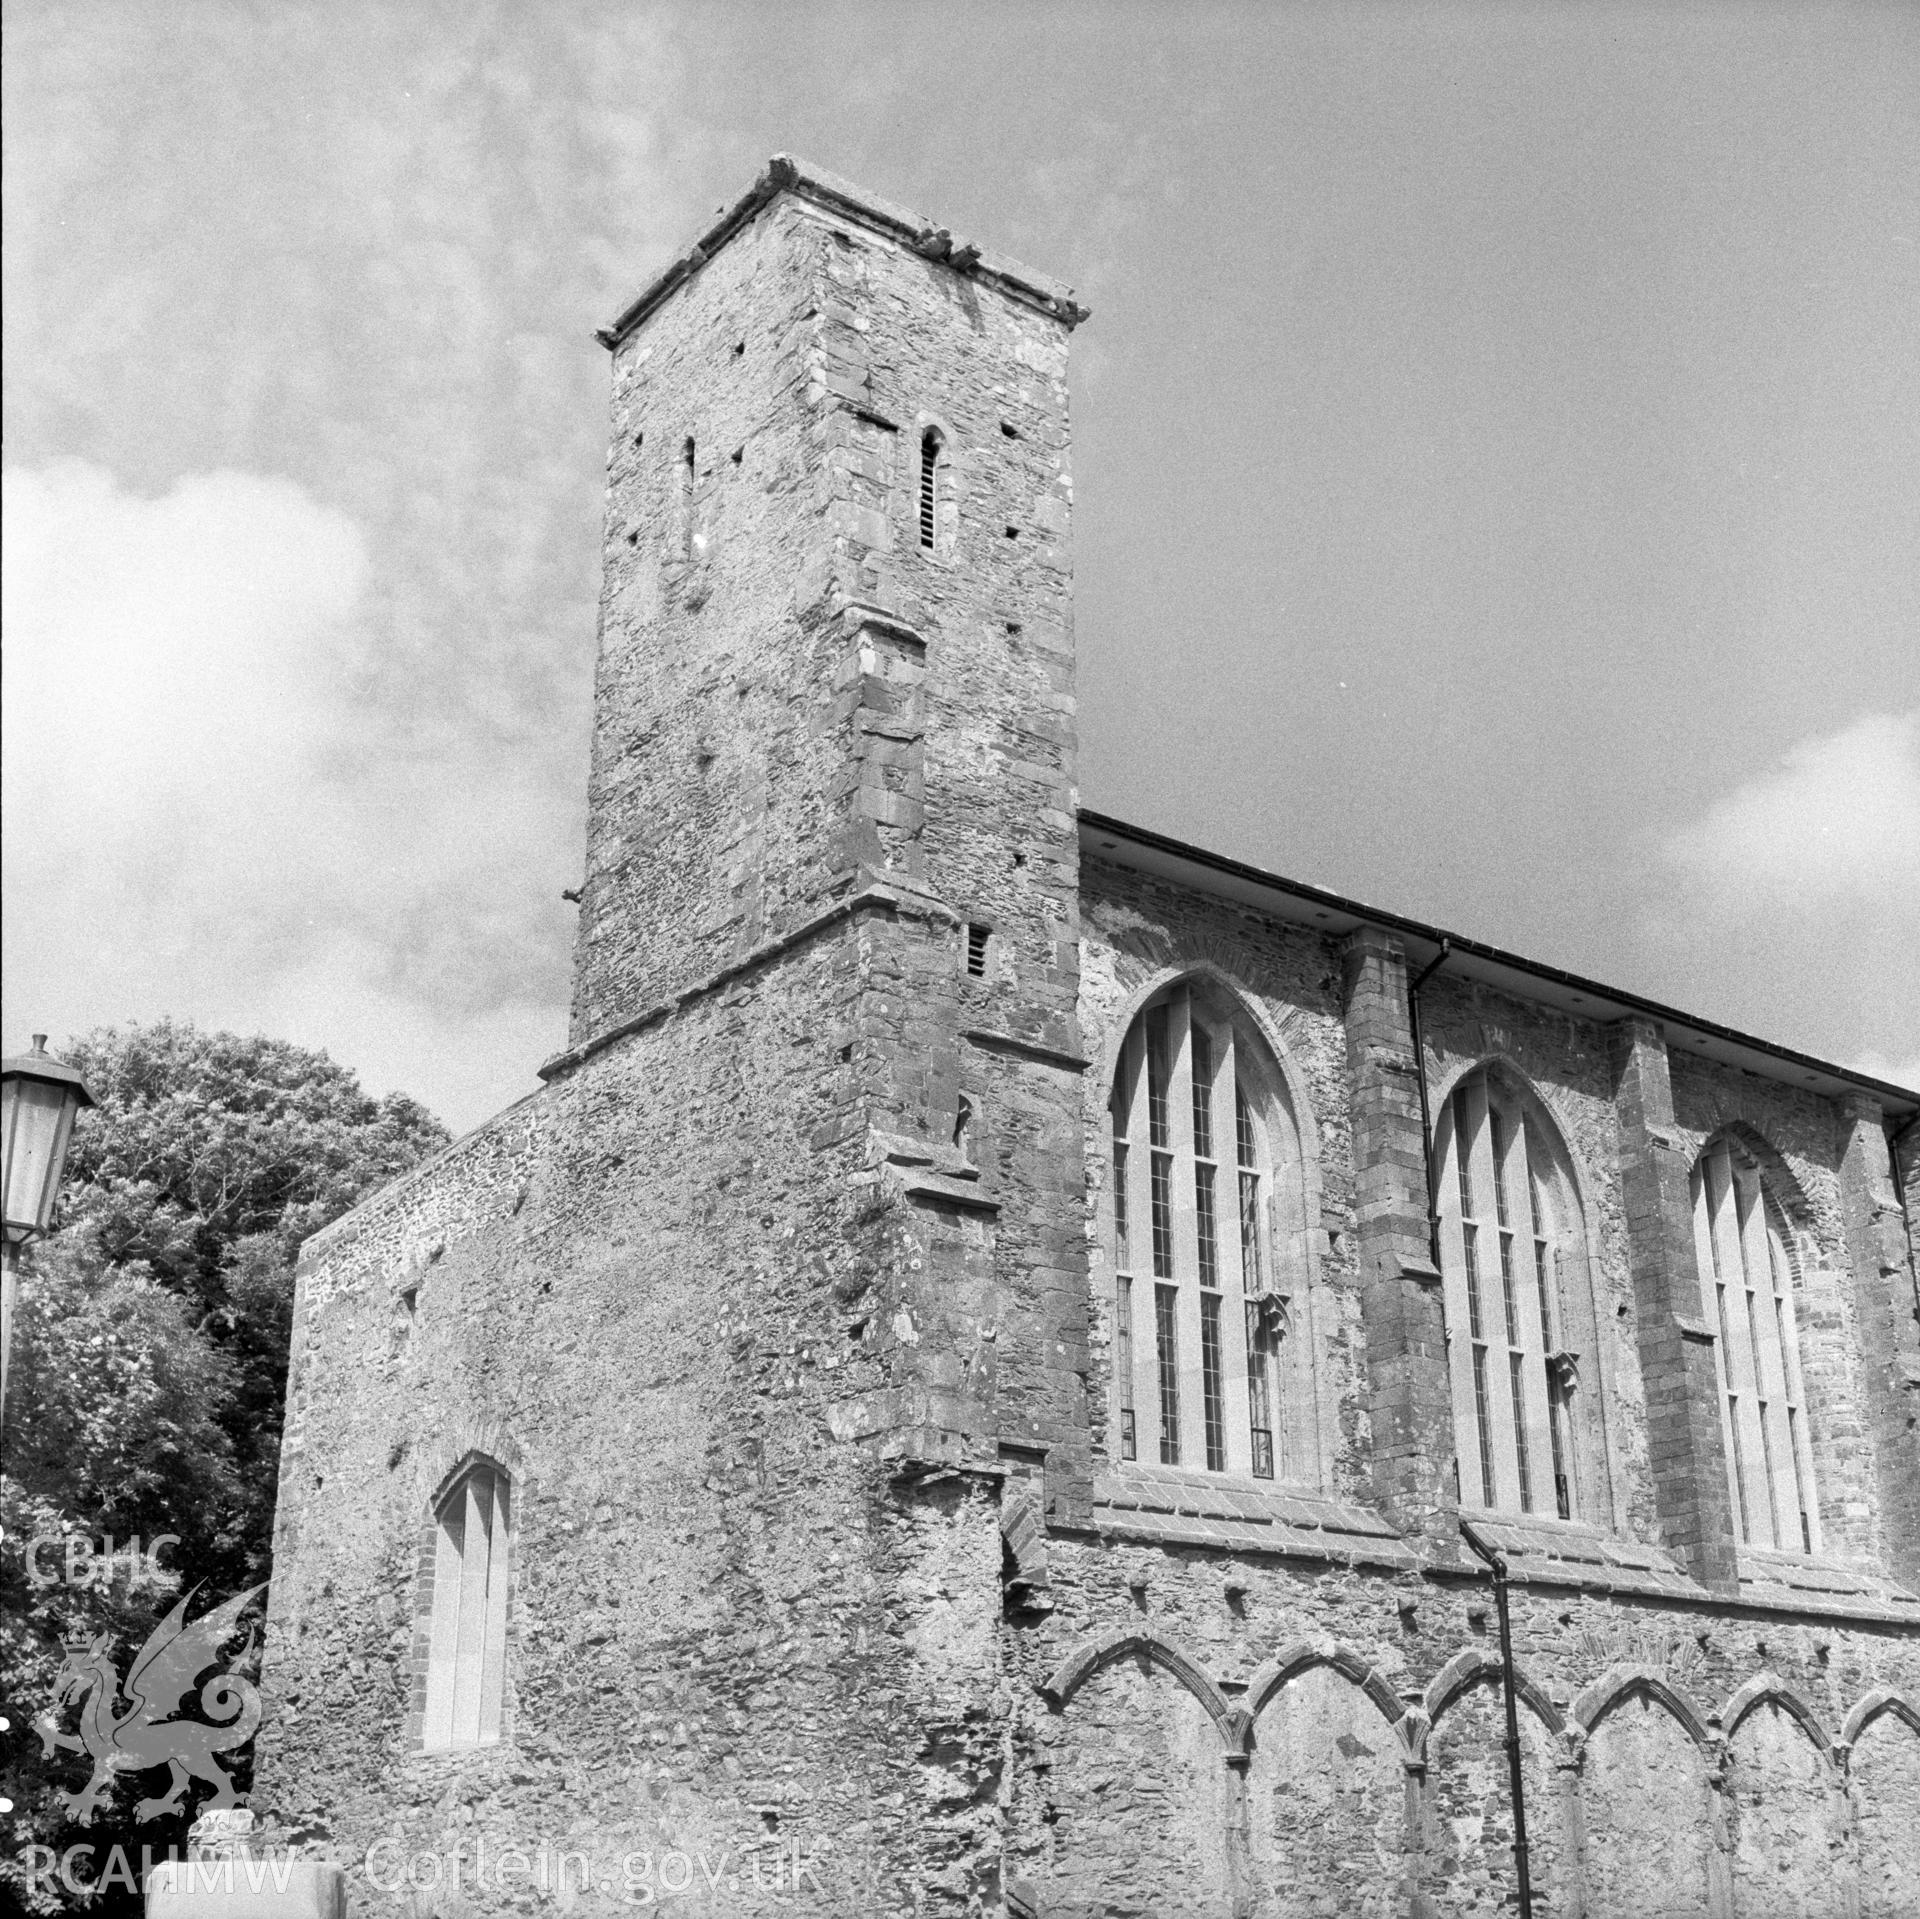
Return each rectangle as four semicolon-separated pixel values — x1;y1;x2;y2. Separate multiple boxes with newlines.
919;428;941;551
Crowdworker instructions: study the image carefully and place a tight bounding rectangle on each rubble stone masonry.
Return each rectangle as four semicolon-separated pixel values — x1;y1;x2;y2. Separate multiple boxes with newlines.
253;160;1920;1918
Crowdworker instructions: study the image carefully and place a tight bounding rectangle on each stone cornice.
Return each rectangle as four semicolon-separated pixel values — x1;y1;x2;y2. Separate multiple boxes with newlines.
598;154;1090;352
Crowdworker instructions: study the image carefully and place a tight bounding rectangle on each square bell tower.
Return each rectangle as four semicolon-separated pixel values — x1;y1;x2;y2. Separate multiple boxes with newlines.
567;155;1090;1075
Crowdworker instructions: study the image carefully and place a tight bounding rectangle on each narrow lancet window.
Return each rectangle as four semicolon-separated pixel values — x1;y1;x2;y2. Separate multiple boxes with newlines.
1200;1292;1227;1472
1237;1081;1278;1478
422;1459;510;1751
1154;1282;1182;1464
919;428;941;549
1527;1140;1574;1518
1111;1051;1138;1461
1147;1009;1174;1279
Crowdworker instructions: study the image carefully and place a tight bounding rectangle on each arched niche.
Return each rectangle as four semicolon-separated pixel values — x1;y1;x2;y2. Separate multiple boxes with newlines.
1573;1668;1716;1919
1421;1646;1567;1742
1420;1654;1571;1919
1720;1679;1847;1918
1244;1643;1411;1919
1848;1693;1920;1919
1020;1629;1240;1916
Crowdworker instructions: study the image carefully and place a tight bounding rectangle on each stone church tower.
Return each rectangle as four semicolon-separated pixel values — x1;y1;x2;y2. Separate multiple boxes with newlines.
253;160;1920;1917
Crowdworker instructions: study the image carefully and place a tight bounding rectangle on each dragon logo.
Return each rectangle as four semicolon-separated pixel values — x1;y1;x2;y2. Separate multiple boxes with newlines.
34;1583;266;1823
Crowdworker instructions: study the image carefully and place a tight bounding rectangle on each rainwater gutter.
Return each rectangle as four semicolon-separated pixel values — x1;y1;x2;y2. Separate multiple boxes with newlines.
1459;1515;1534;1919
1407;939;1452;1270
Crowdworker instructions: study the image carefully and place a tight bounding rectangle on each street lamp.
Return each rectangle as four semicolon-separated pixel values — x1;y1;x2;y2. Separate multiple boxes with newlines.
2;1034;96;1429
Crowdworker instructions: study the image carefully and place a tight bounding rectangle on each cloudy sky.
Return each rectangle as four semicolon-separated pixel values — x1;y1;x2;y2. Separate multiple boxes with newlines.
5;3;1916;1132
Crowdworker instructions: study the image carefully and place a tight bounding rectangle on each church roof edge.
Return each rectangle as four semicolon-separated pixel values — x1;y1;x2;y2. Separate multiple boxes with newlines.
596;154;1091;351
1079;809;1919;1121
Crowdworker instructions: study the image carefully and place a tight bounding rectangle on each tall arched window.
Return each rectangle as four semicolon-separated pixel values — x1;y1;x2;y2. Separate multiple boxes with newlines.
422;1456;511;1750
1691;1136;1819;1554
1108;979;1314;1482
1435;1070;1582;1519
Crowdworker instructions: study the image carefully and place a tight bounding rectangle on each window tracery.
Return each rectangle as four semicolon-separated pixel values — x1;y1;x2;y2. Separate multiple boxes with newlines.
1109;980;1314;1481
1691;1135;1819;1554
1435;1071;1582;1519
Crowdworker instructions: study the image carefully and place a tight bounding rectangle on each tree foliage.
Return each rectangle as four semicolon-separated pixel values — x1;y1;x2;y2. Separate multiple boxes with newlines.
1;1020;448;1911
59;1019;447;1309
6;1235;241;1543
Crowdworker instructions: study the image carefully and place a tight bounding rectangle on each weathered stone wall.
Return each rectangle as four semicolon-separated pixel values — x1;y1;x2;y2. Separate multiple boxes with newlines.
571;181;1080;1069
571;197;831;1042
258;927;1033;1910
565;164;1091;1496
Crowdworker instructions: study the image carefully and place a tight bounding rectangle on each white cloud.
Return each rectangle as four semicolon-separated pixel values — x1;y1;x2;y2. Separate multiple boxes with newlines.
2;462;572;1127
3;461;367;862
1661;711;1920;912
1;10;704;1130
1642;709;1920;1088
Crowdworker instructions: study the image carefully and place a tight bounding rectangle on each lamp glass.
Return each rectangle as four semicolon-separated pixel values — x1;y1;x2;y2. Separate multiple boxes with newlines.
2;1073;83;1237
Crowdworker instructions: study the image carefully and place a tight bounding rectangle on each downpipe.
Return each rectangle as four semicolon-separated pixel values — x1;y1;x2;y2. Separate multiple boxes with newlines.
1460;1514;1534;1919
1406;938;1452;1270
